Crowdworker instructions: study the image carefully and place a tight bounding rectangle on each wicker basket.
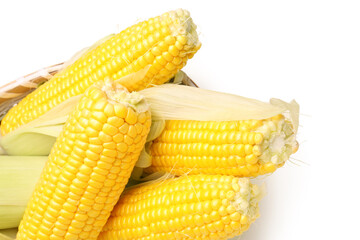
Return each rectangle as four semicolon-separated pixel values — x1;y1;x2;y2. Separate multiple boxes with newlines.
0;63;197;120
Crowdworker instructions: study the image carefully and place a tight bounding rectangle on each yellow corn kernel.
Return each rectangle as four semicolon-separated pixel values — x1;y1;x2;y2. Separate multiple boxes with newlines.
145;116;297;177
1;8;200;135
16;80;151;240
99;175;261;240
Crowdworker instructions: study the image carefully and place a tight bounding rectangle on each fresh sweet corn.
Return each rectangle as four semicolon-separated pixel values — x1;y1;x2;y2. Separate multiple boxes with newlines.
99;175;262;240
1;8;200;135
16;80;151;240
145;115;298;177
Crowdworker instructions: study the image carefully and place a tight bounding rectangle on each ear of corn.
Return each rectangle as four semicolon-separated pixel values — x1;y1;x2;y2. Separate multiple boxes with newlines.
0;156;47;229
16;80;151;240
136;84;299;177
99;175;262;240
145;115;298;177
1;8;200;136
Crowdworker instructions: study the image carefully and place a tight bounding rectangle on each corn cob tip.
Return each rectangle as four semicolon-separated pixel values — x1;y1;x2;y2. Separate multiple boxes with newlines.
161;9;201;51
94;79;149;114
256;115;297;168
231;178;263;224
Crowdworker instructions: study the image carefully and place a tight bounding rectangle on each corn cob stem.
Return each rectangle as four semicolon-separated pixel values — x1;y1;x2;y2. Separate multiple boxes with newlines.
99;175;262;240
16;80;151;240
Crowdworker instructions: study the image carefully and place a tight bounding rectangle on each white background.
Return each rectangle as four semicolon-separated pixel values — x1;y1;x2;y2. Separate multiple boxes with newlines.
1;0;359;239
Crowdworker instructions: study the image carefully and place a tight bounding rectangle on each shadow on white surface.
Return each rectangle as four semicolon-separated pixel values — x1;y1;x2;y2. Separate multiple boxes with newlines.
230;157;310;240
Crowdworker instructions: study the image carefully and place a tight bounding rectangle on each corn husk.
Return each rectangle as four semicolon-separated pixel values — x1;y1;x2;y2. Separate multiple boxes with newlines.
0;125;60;156
0;156;47;229
0;228;16;240
140;84;298;124
0;95;80;155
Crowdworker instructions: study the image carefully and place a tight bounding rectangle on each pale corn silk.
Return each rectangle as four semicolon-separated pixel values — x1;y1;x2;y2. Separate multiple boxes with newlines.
139;84;299;129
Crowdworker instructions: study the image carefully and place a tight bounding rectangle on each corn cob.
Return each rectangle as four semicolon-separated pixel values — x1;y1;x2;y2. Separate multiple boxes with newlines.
16;80;151;240
99;175;262;240
145;114;298;177
1;8;200;136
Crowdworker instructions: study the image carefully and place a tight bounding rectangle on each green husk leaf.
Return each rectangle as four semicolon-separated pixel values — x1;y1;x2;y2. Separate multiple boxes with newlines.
127;170;172;188
0;156;47;229
172;70;186;84
136;147;152;168
0;206;24;230
134;120;165;173
0;125;63;156
0;228;17;240
0;94;81;155
129;168;173;185
146;120;165;142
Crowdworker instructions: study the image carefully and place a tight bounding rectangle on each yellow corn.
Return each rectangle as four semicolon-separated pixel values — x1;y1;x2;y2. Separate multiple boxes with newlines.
16;80;151;240
99;175;261;240
145;115;298;177
1;8;200;135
